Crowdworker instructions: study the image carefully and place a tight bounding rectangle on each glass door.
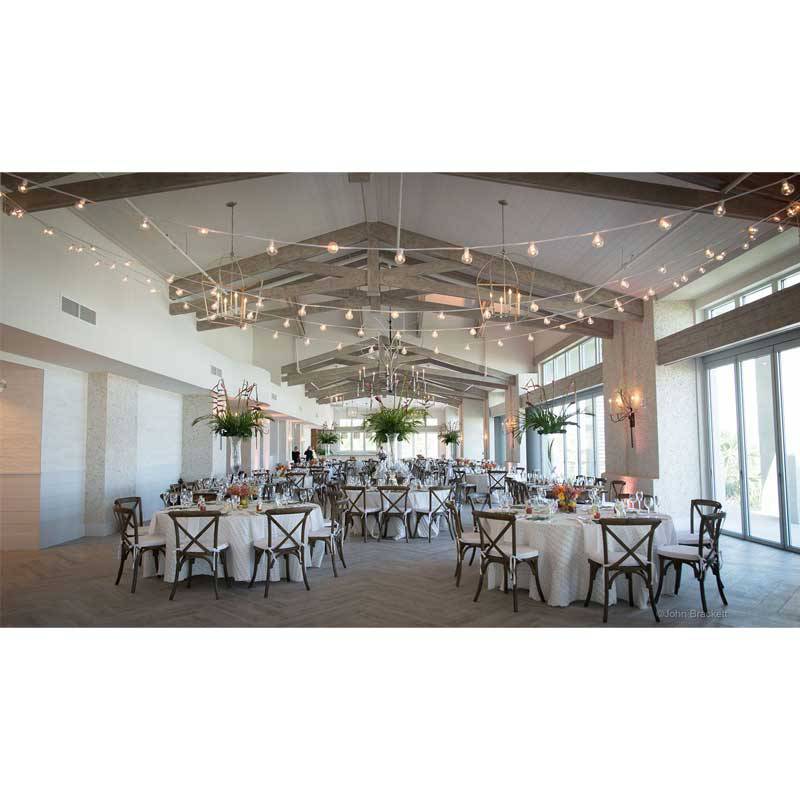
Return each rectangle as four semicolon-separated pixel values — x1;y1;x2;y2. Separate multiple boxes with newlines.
778;344;800;549
708;362;744;534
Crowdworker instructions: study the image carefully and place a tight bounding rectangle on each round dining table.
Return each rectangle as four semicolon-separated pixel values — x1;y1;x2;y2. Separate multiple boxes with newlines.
143;502;327;584
479;509;677;608
348;488;450;539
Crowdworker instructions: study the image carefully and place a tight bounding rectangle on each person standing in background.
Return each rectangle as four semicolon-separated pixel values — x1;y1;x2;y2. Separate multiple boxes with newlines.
291;446;301;464
304;445;314;462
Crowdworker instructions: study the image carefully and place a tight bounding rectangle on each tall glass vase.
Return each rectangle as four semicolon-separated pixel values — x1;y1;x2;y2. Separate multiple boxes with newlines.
227;436;243;475
386;435;398;469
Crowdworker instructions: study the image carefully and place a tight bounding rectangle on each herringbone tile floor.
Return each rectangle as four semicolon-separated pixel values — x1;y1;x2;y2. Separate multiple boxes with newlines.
3;521;800;627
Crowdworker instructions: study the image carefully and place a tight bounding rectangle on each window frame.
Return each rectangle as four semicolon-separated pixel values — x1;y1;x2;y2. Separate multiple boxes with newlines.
704;268;799;320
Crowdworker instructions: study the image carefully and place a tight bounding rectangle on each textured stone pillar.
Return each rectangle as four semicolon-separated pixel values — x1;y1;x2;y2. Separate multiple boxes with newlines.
182;394;226;481
505;375;520;465
84;373;138;536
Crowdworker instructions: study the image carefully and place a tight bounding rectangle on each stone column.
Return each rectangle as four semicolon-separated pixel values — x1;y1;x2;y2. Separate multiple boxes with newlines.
505;375;520;465
182;394;226;481
84;373;138;536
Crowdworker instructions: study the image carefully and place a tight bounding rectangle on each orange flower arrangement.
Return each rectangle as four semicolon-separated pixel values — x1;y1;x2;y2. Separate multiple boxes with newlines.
552;482;579;512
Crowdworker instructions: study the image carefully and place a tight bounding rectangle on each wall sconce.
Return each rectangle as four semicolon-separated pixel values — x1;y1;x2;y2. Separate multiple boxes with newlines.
503;415;519;435
608;387;644;448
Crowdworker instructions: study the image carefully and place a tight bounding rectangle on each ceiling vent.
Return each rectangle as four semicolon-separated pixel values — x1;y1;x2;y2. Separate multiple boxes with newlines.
61;295;96;326
210;365;223;378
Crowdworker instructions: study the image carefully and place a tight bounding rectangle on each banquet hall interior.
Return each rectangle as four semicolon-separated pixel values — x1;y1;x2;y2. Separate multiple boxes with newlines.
2;170;800;628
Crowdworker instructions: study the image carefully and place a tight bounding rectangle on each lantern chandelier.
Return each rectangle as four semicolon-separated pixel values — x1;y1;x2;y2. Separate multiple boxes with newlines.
475;200;523;321
355;316;434;406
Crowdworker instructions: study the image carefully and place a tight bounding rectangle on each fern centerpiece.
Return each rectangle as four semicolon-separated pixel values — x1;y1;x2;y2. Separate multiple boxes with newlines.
192;380;271;473
363;397;426;466
316;427;341;457
439;422;461;458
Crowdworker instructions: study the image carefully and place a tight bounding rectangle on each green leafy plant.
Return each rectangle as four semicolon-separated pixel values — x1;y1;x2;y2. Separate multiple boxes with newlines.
439;422;461;446
363;397;426;444
192;379;271;438
514;380;590;440
316;428;341;455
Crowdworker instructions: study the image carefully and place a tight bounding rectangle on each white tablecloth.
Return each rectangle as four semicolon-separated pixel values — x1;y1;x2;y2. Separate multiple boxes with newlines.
482;511;676;608
145;503;327;583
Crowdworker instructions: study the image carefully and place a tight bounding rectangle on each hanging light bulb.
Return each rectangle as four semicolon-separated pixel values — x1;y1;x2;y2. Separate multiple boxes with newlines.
198;227;209;235
573;292;583;304
714;201;726;217
559;323;566;330
469;327;477;336
658;217;672;230
319;323;327;332
267;239;278;255
643;294;650;302
432;329;439;338
273;330;279;339
620;278;630;289
527;333;534;342
527;241;538;257
183;301;189;309
434;345;439;354
327;241;339;254
41;227;54;236
648;287;655;296
139;217;150;229
591;232;604;248
336;342;343;350
780;180;795;196
256;298;263;308
659;265;667;274
175;288;185;297
530;301;539;312
543;317;551;326
75;199;87;210
577;308;585;319
18;181;28;193
247;311;255;320
394;248;406;265
93;260;101;267
391;310;400;319
704;247;715;258
504;323;511;331
461;247;473;264
122;275;129;283
367;345;374;354
699;266;706;274
743;241;750;250
283;318;290;328
345;309;354;321
298;305;307;317
149;287;157;294
715;251;725;261
437;311;445;320
673;280;680;288
401;346;408;355
109;263;116;270
304;337;310;346
465;344;471;351
587;317;594;326
357;327;365;337
483;308;492;320
497;339;504;347
681;274;688;283
778;224;785;232
788;202;800;217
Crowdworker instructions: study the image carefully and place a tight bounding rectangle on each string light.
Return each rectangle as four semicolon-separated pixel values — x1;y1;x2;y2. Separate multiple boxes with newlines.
109;263;116;270
432;329;439;338
434;345;439;354
267;240;278;255
559;323;566;330
673;280;680;288
620;279;630;289
504;323;511;331
543;317;551;326
394;331;402;339
648;287;655;296
149;287;157;294
715;251;725;261
714;201;726;217
461;248;473;264
256;298;263;308
483;309;492;320
319;323;327;332
643;294;649;301
394;248;406;264
469;327;477;336
530;301;539;312
298;305;307;317
658;217;672;230
336;342;343;350
75;199;87;210
781;180;795;196
304;337;310;346
122;276;128;283
577;308;585;319
497;339;504;347
167;274;175;283
748;226;758;239
345;309;354;320
18;181;28;193
681;274;688;283
273;330;279;339
283;319;290;328
437;311;445;320
139;217;150;229
391;310;400;319
527;241;538;257
465;344;471;351
401;346;408;355
327;241;339;254
41;227;54;235
183;301;189;309
10;208;24;219
587;317;594;326
573;292;583;304
93;260;101;267
659;265;667;274
743;242;750;250
527;333;534;342
198;227;209;235
591;232;604;248
778;224;785;232
704;247;715;258
699;266;706;274
357;327;365;337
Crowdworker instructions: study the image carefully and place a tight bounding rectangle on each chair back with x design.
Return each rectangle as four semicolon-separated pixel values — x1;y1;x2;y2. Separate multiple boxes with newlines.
425;486;451;516
690;498;722;536
343;485;369;514
264;506;312;552
596;517;661;575
114;496;143;527
610;480;626;499
378;485;409;515
473;511;518;561
445;500;468;545
287;470;306;488
487;470;507;494
113;503;140;548
168;510;223;559
693;510;726;562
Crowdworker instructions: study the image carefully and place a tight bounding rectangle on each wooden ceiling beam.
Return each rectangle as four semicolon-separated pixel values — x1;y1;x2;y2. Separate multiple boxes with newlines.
443;172;786;223
4;172;275;213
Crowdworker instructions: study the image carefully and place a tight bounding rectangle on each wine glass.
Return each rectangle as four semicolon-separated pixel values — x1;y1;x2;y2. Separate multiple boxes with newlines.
652;495;660;513
169;491;178;507
635;490;644;510
644;495;654;513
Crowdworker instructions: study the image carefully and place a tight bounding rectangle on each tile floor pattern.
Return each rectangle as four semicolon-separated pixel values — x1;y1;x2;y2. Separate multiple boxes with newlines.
3;520;800;627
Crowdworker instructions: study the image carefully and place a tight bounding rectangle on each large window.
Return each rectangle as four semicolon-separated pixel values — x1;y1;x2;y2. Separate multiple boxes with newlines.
540;338;603;384
334;415;440;457
535;388;605;479
704;268;799;319
704;332;800;551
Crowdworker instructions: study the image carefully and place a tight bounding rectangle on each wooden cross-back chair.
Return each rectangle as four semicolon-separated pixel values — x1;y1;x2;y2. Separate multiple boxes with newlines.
446;500;481;587
584;517;661;623
342;485;380;542
680;499;723;546
377;485;412;542
610;480;626;499
308;489;346;575
412;486;453;542
656;510;727;614
113;501;165;594
486;470;508;508
167;510;231;601
472;511;546;612
249;505;313;598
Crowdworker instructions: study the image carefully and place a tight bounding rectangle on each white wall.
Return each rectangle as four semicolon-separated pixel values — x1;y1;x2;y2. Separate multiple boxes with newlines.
136;385;182;522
